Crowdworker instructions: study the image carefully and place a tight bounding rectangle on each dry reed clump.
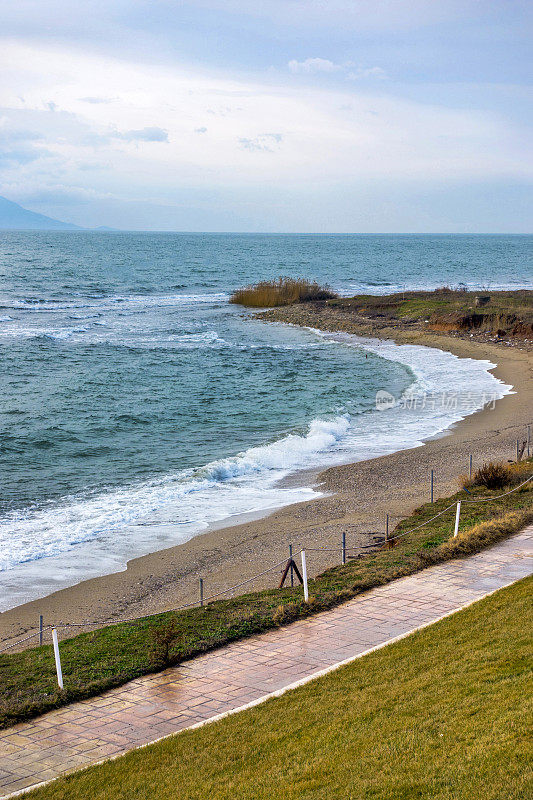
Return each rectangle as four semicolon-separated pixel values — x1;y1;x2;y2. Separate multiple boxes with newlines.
461;461;512;490
229;277;337;308
272;603;299;625
460;459;533;492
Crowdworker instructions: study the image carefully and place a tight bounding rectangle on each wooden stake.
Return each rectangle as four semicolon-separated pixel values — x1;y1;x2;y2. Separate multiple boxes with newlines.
278;558;303;589
289;544;294;587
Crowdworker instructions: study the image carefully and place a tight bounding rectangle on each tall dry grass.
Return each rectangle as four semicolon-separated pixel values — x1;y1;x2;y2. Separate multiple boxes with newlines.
419;507;533;565
229;277;337;307
460;459;533;491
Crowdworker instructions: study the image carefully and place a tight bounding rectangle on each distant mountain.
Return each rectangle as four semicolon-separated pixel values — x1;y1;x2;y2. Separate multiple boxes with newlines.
0;195;83;230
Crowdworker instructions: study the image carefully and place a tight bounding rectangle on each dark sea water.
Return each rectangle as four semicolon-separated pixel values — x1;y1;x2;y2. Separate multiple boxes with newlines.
0;232;529;609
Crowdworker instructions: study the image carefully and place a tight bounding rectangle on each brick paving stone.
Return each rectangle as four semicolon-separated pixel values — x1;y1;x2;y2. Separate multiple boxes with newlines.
0;527;531;797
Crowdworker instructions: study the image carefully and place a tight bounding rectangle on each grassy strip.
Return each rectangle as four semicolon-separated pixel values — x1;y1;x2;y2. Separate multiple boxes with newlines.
328;288;533;336
1;472;532;730
28;576;533;800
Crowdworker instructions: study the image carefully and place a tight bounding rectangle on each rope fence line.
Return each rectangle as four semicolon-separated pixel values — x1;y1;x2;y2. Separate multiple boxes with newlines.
0;560;289;653
462;473;533;502
1;457;532;655
0;626;54;653
387;502;457;542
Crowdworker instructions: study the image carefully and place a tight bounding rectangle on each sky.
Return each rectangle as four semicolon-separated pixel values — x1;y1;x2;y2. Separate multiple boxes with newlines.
0;0;531;232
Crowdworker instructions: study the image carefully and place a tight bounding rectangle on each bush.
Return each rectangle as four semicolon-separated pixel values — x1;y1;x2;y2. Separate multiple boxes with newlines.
229;277;337;308
472;462;512;490
460;459;533;492
459;473;474;490
149;615;182;668
272;603;299;625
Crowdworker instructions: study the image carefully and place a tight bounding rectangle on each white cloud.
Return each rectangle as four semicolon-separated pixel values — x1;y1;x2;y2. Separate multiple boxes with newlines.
288;58;388;81
348;66;388;80
112;126;169;142
80;96;116;104
238;133;283;152
288;58;342;74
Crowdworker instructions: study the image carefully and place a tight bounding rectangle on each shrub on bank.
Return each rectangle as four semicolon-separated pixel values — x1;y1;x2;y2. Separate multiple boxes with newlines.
461;460;532;491
229;277;337;307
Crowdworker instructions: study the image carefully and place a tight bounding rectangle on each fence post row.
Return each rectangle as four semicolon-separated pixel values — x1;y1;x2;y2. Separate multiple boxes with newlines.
3;453;529;656
51;628;64;689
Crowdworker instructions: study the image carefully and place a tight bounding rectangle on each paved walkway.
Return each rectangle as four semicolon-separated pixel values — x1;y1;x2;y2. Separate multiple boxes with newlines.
1;528;532;798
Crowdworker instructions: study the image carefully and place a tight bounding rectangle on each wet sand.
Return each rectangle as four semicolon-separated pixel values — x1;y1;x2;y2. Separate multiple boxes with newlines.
1;319;532;650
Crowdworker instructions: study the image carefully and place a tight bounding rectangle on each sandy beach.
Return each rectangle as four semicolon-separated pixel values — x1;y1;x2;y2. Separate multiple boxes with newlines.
1;315;532;650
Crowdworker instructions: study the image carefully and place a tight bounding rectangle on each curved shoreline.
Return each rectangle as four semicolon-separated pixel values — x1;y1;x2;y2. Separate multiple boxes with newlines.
0;322;531;649
0;325;509;609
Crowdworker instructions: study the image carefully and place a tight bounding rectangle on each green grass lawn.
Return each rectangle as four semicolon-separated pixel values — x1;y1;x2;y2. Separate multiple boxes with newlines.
28;576;533;800
1;468;532;730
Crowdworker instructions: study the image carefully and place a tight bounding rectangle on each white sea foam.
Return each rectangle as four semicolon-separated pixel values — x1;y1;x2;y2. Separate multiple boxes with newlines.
167;330;228;347
0;331;512;611
0;325;89;340
1;292;229;313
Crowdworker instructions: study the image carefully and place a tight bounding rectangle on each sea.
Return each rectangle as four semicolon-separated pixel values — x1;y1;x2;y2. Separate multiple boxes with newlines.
0;232;530;611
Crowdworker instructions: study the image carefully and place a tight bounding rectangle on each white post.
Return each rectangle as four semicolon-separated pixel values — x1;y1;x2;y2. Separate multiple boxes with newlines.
301;550;309;602
51;628;64;689
453;501;461;538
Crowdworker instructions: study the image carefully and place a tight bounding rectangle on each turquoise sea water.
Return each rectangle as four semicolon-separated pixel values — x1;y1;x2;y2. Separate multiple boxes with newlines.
0;232;529;608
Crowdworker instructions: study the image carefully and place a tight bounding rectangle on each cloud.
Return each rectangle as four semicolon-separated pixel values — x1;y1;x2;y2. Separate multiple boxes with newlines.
113;126;169;142
11;183;109;204
0;127;42;144
80;96;115;104
288;58;387;80
0;124;50;166
0;147;51;167
0;39;529;232
238;133;283;152
348;66;388;80
288;58;342;74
